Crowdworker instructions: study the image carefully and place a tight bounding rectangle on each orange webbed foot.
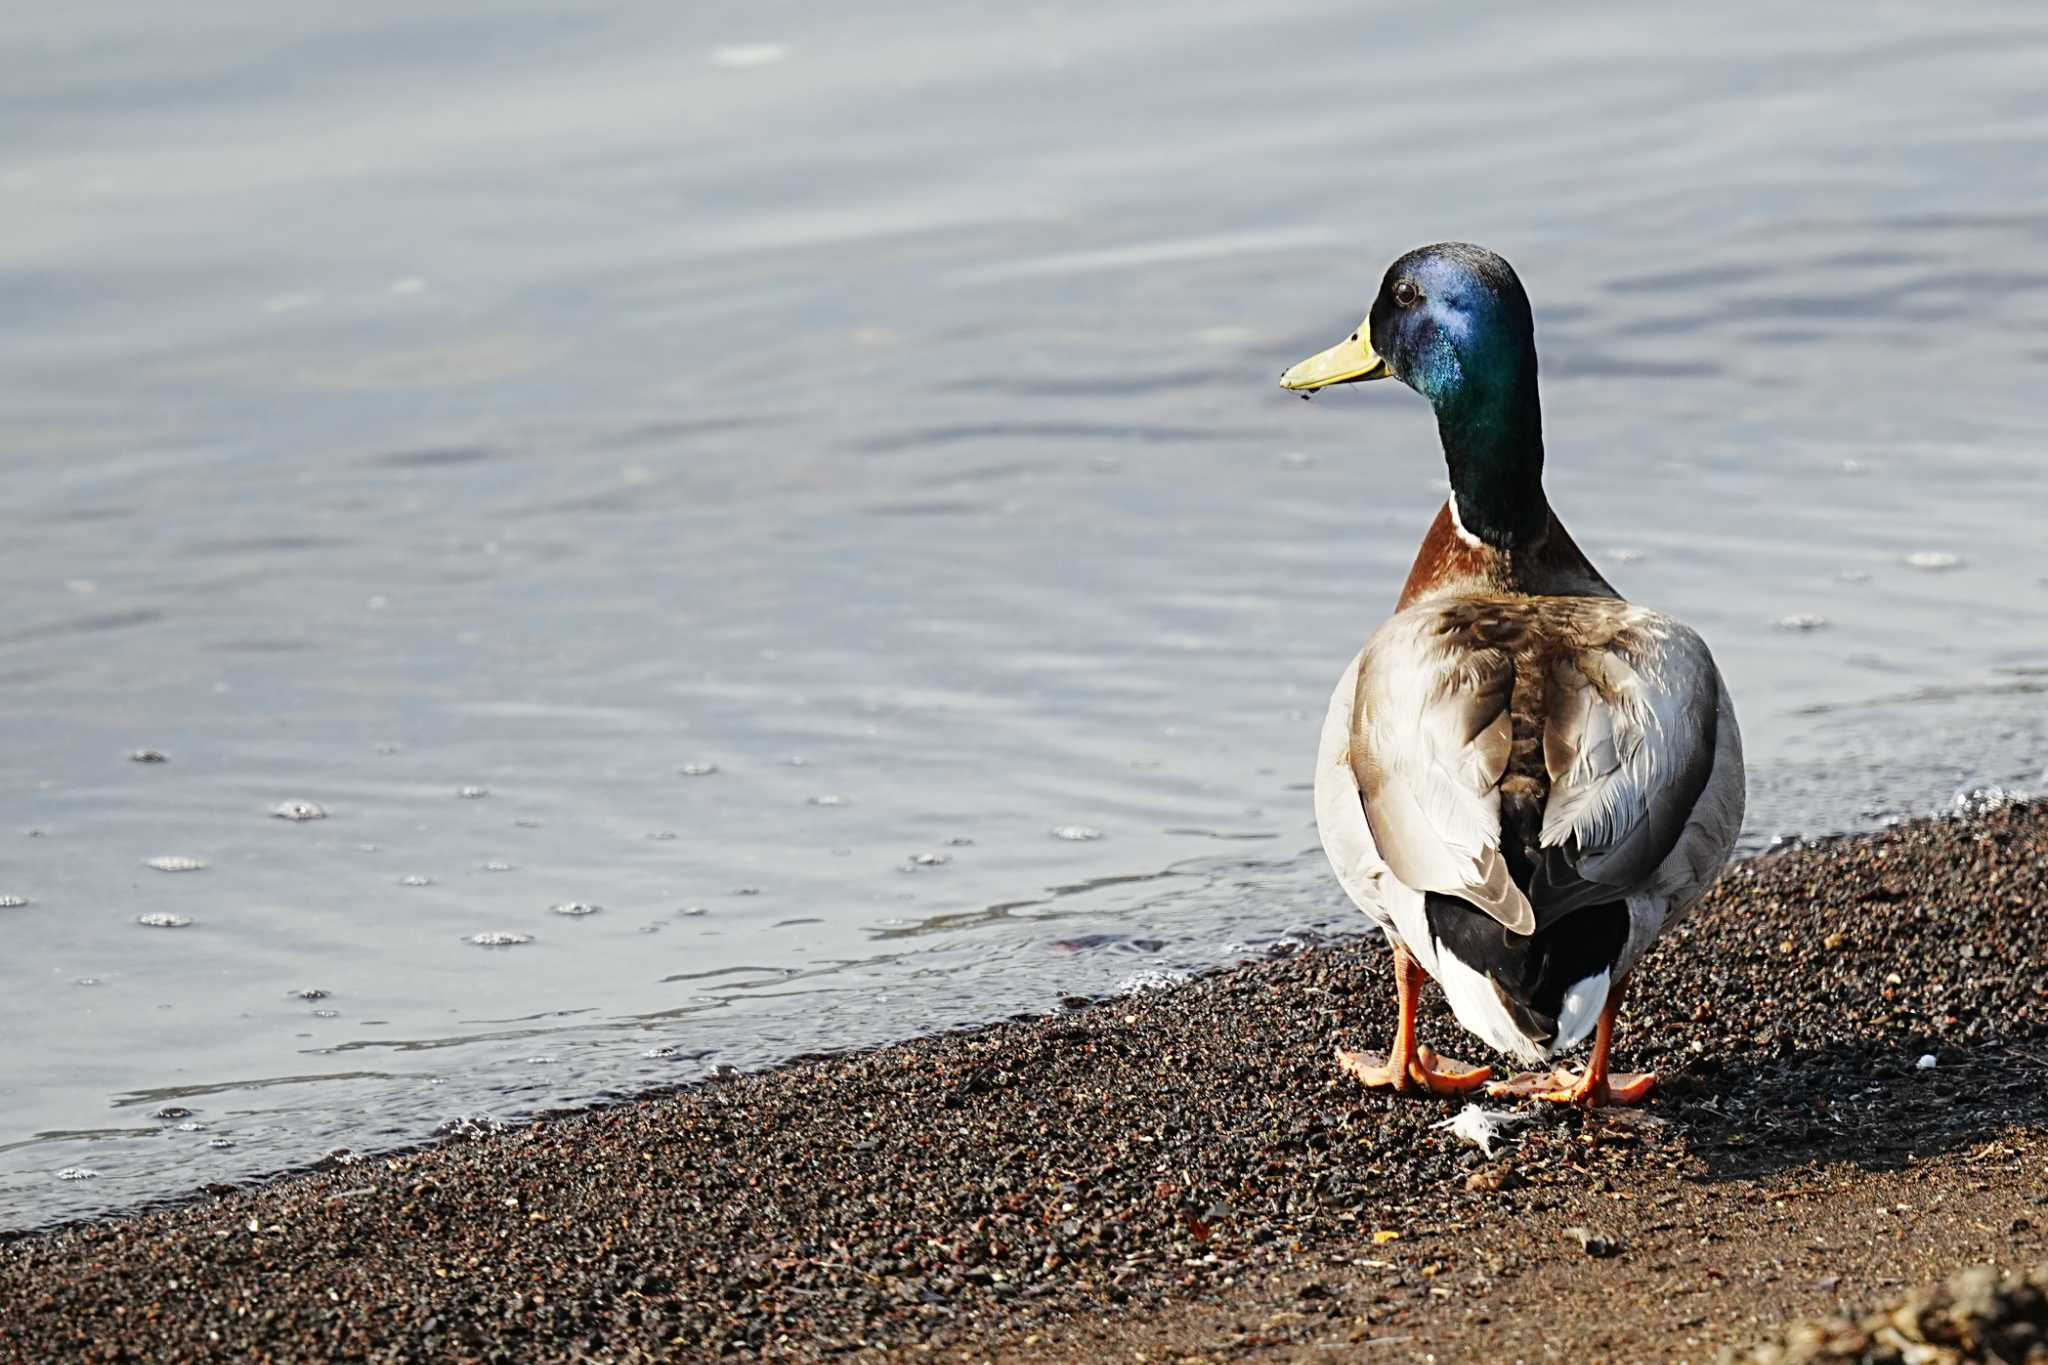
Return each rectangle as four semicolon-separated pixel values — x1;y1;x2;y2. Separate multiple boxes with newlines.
1336;1044;1493;1097
1487;1068;1656;1107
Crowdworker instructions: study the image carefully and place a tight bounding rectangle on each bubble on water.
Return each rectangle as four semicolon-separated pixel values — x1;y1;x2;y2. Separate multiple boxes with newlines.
711;43;788;69
785;755;809;767
56;1167;98;1181
638;923;662;934
525;1055;556;1065
1051;824;1104;842
643;1046;679;1059
312;1008;339;1019
0;895;29;909
176;1121;206;1132
902;852;951;870
137;913;193;929
399;874;433;887
145;856;206;873
456;785;490;799
680;762;719;777
468;931;532;947
679;906;708;917
1904;550;1962;571
808;793;847;807
646;830;678;842
153;1106;193;1121
1608;547;1645;564
74;977;100;987
293;988;329;1001
208;1137;236;1150
1773;614;1828;632
482;860;514;872
549;902;601;917
1116;968;1189;995
271;800;328;822
127;748;169;763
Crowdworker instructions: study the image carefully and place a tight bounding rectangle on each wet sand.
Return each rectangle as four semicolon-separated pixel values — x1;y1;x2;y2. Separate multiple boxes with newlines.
2;800;2044;1363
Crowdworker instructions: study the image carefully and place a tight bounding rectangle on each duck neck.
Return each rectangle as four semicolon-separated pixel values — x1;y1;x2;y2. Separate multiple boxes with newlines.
1437;372;1549;551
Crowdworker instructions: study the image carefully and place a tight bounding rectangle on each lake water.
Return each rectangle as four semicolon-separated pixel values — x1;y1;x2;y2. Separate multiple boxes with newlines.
4;1;2047;1229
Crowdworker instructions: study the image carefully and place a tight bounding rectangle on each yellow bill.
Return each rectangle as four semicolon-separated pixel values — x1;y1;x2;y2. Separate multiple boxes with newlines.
1280;320;1392;391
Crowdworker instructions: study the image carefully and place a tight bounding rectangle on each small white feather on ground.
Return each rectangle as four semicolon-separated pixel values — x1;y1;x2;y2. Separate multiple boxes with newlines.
1432;1104;1536;1157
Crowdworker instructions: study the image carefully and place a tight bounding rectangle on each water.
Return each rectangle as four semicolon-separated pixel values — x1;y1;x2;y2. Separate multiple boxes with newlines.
3;1;2046;1230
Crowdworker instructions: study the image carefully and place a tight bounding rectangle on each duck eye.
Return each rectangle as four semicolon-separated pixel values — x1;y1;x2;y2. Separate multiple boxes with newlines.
1391;280;1422;309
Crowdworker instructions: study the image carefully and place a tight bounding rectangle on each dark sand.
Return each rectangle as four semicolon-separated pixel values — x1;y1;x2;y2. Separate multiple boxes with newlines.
3;800;2044;1363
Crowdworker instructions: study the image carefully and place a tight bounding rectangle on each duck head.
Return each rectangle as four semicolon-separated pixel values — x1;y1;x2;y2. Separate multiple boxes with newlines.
1282;242;1549;549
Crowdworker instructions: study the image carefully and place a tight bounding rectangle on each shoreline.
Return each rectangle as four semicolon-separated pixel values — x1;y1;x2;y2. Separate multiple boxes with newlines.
3;799;2044;1362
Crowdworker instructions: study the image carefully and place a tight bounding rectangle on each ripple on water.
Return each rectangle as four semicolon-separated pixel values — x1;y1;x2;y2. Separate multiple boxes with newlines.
152;1106;192;1121
399;874;432;887
136;913;192;929
55;1168;98;1181
680;762;719;777
1774;614;1829;632
1051;824;1103;841
456;786;490;799
468;931;532;947
271;800;327;821
145;856;206;873
549;902;601;917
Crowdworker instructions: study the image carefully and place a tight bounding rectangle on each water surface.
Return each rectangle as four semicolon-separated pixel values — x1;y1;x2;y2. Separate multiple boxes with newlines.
4;1;2047;1228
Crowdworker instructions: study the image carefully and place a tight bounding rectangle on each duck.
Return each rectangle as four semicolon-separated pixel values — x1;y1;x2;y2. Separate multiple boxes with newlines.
1280;243;1745;1106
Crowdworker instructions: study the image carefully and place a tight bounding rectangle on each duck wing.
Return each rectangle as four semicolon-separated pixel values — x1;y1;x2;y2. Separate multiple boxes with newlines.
1352;600;1743;937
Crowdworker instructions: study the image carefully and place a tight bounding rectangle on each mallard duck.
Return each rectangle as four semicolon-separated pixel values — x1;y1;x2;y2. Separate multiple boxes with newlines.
1281;243;1745;1106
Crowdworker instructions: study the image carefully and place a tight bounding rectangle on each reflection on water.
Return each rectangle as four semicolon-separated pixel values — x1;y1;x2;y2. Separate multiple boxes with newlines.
3;0;2047;1228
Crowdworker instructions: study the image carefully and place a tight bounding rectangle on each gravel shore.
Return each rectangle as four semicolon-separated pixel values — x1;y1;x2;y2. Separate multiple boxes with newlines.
3;800;2045;1363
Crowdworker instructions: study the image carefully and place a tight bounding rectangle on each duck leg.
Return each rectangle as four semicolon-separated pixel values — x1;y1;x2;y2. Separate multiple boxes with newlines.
1486;976;1655;1106
1336;942;1492;1096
